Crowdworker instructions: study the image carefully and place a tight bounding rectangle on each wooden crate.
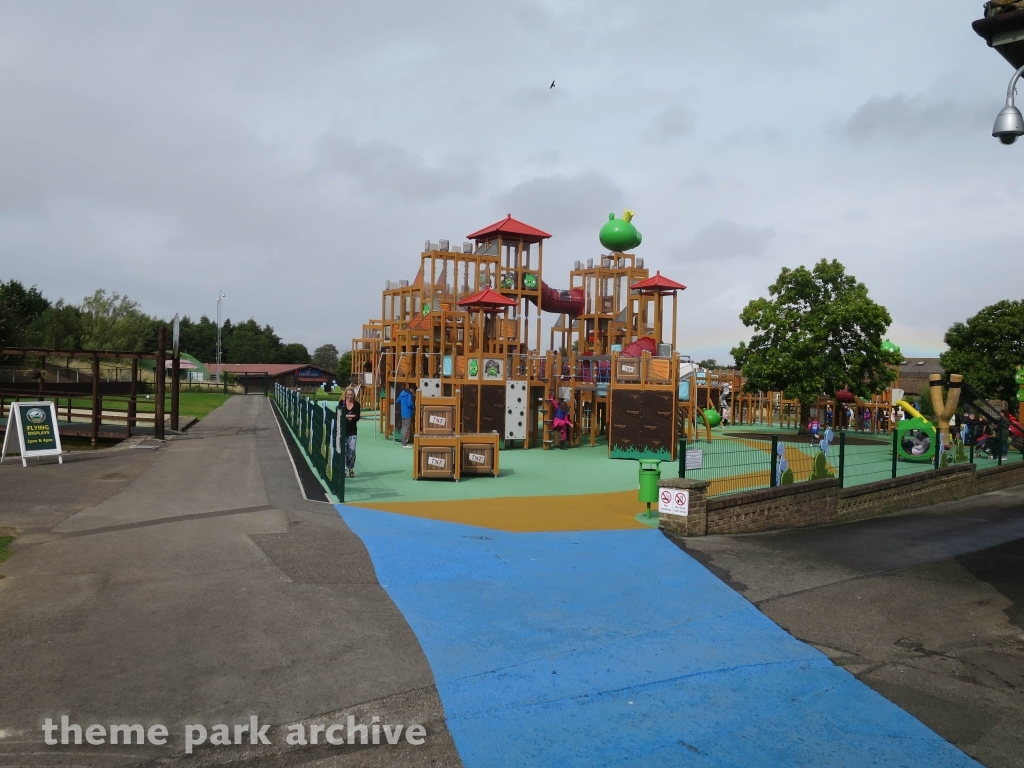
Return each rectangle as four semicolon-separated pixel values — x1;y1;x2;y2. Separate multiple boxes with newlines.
615;358;641;382
418;395;458;436
413;436;460;480
460;433;500;477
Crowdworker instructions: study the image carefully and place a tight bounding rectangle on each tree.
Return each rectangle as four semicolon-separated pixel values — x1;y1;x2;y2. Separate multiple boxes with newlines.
33;301;83;350
279;343;311;364
311;343;339;371
225;318;281;363
731;259;900;431
78;290;155;351
178;315;219;363
337;351;352;385
0;280;50;347
940;300;1024;406
697;358;719;369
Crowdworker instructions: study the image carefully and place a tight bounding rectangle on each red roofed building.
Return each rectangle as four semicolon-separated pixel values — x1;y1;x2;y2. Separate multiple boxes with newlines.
207;363;336;394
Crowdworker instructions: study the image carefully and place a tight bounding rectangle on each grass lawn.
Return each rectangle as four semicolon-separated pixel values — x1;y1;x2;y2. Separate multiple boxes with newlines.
69;392;232;419
0;533;14;578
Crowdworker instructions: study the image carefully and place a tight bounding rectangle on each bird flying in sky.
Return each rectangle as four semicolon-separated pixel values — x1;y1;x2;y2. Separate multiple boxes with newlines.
550;80;555;89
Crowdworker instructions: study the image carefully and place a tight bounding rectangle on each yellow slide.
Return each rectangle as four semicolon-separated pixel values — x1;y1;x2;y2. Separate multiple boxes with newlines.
895;400;926;420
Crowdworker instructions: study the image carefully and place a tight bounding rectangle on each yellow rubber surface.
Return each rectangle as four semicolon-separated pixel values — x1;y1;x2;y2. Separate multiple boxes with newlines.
349;490;653;532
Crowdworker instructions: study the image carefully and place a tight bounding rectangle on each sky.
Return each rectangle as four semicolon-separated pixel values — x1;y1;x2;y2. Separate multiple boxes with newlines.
0;0;1019;362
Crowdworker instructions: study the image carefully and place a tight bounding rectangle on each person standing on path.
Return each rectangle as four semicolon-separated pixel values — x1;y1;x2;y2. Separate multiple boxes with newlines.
397;383;416;448
341;387;361;477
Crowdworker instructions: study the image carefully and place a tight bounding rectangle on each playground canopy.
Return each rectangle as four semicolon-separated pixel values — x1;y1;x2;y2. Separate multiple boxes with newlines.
630;271;687;294
466;214;552;244
457;286;519;309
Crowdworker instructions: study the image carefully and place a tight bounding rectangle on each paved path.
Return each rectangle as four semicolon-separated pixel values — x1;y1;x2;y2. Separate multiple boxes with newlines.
0;396;460;766
680;487;1024;768
339;506;981;767
2;394;1012;766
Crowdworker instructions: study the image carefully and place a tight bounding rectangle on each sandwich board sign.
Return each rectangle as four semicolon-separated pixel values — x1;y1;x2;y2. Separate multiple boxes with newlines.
1;401;63;467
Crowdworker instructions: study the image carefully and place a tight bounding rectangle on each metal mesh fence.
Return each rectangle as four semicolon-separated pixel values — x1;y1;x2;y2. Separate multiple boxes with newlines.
273;384;347;502
678;435;773;497
682;428;1023;500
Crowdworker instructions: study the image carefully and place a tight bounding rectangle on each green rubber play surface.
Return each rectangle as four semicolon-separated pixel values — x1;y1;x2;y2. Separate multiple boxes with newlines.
334;414;645;504
315;405;1021;505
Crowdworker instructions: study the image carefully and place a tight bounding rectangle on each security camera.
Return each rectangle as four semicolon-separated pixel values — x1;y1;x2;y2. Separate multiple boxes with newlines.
993;105;1024;145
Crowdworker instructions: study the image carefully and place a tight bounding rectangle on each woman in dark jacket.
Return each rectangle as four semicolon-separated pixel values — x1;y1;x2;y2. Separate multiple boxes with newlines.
341;388;361;477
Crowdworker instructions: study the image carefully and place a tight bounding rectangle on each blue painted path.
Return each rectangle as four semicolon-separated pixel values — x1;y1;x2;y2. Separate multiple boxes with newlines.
338;506;979;768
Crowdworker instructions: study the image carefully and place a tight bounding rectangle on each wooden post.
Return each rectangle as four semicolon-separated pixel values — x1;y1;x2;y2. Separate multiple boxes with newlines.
155;327;166;440
170;348;180;431
38;354;46;398
127;356;138;437
91;354;100;447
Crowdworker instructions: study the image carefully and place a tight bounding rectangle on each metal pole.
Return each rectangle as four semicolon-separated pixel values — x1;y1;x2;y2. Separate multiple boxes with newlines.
91;354;100;448
128;356;138;438
891;429;898;479
998;423;1006;467
171;314;180;430
838;432;846;488
155;327;166;440
770;434;779;487
216;290;225;382
338;406;346;503
170;354;180;431
678;436;687;478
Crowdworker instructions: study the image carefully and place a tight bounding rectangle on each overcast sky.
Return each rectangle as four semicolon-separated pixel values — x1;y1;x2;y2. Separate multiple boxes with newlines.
0;1;1018;361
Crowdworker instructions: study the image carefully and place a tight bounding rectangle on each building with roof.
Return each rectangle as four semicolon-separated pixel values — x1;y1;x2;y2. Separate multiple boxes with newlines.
896;358;945;398
207;363;336;394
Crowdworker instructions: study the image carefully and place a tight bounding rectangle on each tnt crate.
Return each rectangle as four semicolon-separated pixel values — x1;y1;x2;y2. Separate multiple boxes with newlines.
460;433;500;477
418;395;458;436
615;357;642;383
413;436;460;480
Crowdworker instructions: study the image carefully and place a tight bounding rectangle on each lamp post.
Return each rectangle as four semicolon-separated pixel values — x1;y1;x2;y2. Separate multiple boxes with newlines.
992;63;1024;144
215;291;226;382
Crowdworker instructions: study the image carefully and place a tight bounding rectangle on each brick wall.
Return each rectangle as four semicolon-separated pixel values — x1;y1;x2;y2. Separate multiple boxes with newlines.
976;461;1024;494
705;480;839;535
662;461;1024;537
836;464;975;523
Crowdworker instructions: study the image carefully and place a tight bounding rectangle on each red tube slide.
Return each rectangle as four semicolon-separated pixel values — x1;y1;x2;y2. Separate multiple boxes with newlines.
527;282;585;316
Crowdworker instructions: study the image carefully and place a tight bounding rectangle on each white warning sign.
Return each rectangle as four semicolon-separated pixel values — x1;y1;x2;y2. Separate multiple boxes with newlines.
427;456;446;468
658;488;690;517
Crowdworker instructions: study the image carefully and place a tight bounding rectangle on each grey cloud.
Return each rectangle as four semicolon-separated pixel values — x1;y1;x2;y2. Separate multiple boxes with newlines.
496;172;625;236
317;135;479;201
836;94;988;143
673;221;776;262
645;106;694;144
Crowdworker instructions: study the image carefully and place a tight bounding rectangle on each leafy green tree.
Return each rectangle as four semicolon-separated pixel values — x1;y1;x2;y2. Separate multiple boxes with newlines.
0;280;50;347
312;343;339;371
731;259;900;431
279;343;311;364
940;300;1024;405
33;301;83;350
178;315;219;363
78;290;155;351
337;351;352;384
697;358;720;369
225;318;281;363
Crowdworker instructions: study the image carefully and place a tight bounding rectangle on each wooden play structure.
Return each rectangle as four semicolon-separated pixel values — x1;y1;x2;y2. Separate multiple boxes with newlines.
352;214;690;468
351;213;910;480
